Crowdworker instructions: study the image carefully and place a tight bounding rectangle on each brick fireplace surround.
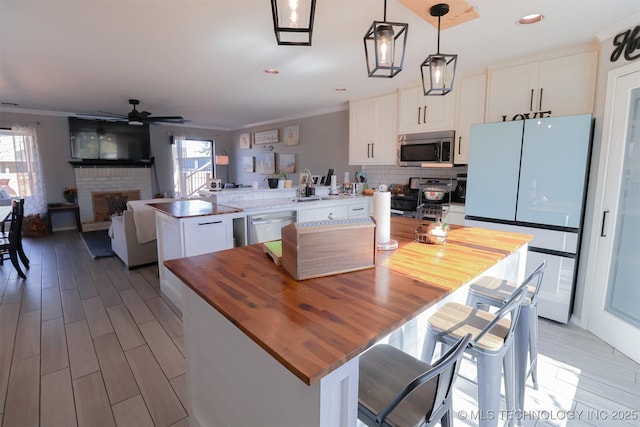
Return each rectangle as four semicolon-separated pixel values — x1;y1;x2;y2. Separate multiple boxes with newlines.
74;167;153;231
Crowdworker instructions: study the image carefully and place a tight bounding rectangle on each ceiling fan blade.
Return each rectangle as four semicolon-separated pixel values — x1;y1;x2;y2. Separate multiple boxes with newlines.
145;116;185;122
75;113;126;121
138;111;152;118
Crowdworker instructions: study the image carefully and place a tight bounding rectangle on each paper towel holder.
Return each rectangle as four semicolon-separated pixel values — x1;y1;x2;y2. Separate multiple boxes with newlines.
377;239;398;251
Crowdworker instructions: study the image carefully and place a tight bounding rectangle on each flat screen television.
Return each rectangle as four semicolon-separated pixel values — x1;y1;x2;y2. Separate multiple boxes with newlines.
68;117;151;161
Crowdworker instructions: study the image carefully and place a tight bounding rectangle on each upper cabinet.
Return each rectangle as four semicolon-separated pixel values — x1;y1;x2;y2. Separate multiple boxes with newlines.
454;74;486;165
486;50;597;123
349;93;398;165
398;85;455;134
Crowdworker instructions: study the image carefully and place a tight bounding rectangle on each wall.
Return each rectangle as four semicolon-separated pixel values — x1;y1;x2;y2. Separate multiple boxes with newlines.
571;19;640;326
0;110;232;230
231;110;349;188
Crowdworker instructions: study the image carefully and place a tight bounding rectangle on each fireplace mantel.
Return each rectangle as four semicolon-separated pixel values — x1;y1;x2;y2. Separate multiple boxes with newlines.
69;158;154;167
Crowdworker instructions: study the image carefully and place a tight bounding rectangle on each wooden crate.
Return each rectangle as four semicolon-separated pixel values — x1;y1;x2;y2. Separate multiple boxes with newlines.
281;217;376;280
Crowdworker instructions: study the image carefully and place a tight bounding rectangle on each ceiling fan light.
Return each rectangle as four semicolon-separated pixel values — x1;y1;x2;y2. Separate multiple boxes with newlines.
271;0;316;46
128;120;144;126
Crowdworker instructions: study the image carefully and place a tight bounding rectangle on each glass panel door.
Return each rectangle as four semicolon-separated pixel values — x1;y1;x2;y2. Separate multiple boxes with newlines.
605;87;640;327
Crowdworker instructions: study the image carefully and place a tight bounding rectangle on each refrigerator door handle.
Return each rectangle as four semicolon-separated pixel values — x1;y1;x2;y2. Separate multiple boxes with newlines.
600;210;609;237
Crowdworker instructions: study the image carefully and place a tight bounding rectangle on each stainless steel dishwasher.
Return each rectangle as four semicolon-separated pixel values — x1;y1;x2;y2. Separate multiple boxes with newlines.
247;210;296;244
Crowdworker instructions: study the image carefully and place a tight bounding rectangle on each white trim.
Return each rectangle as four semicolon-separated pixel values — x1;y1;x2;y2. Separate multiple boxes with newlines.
595;14;640;42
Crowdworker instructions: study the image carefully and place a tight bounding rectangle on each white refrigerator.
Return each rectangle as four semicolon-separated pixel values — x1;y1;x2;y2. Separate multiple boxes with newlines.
465;114;593;323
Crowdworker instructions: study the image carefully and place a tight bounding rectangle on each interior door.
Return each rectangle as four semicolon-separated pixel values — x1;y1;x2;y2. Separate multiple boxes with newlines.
587;62;640;364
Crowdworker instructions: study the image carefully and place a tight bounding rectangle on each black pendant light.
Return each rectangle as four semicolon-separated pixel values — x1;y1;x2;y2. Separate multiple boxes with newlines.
271;0;316;46
421;3;457;95
363;0;409;78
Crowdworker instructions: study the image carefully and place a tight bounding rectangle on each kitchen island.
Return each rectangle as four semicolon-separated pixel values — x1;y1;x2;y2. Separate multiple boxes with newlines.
165;217;533;426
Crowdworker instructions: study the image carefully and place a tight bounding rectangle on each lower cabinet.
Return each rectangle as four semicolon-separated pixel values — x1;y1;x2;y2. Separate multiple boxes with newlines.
157;211;237;313
298;204;349;222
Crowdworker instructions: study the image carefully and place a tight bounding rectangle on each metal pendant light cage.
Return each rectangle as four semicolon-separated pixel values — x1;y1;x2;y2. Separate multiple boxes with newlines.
421;3;457;95
271;0;317;46
364;20;409;78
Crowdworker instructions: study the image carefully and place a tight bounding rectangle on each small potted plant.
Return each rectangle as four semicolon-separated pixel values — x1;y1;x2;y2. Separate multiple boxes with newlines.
265;171;287;189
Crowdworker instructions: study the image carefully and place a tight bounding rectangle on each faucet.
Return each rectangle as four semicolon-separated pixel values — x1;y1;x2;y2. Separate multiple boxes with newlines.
299;169;313;197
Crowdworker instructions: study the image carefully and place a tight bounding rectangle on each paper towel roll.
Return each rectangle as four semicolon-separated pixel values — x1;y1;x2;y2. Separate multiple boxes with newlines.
344;172;350;184
373;191;391;244
330;175;337;188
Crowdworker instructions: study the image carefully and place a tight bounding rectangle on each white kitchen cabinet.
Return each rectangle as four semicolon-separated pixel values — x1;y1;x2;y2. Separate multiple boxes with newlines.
297;204;349;222
486;50;597;123
347;200;369;217
398;85;455;134
454;74;486;164
182;216;232;256
349;93;398;165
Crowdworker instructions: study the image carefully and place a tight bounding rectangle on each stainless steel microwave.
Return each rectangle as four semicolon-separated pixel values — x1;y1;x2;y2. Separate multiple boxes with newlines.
397;130;455;167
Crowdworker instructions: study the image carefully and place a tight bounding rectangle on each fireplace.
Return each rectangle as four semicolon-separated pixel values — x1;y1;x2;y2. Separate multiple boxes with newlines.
74;167;153;231
91;191;141;222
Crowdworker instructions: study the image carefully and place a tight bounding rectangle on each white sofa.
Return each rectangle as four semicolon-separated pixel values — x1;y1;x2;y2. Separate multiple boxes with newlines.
109;198;173;269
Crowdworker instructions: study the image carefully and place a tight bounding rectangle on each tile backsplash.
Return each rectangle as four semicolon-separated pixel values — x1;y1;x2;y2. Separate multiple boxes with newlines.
359;165;468;189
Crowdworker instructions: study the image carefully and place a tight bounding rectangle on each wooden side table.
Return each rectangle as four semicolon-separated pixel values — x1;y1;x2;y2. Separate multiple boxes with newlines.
47;204;82;233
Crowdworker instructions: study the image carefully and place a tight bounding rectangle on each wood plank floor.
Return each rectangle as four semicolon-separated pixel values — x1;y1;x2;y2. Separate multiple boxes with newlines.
1;231;639;426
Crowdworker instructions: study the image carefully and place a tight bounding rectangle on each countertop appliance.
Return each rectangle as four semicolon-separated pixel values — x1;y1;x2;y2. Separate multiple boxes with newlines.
465;114;593;323
452;173;466;202
397;130;455;167
247;210;297;244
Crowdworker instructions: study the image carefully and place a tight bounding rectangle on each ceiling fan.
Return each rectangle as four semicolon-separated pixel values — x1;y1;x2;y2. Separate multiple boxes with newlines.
77;99;185;125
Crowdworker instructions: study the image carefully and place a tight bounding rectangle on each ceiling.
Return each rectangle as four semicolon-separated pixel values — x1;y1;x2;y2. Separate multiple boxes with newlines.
1;0;639;131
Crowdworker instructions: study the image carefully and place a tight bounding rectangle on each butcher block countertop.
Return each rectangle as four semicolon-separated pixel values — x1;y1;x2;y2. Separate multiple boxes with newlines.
148;199;241;218
164;217;533;385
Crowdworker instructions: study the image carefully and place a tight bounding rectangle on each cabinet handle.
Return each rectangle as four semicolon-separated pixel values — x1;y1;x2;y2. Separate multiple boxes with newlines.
600;210;609;237
351;207;364;211
198;220;223;226
418;107;422;124
530;89;534;111
458;136;461;155
423;105;427;124
539;88;543;110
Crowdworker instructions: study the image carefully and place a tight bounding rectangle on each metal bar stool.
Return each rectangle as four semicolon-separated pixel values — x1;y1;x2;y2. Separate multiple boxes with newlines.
465;260;546;409
359;334;472;427
422;283;529;427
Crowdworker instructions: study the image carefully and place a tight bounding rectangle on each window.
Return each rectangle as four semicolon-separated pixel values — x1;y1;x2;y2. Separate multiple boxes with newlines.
172;138;215;198
0;126;47;215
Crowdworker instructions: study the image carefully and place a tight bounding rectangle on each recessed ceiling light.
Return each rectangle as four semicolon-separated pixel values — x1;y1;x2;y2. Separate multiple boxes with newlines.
518;13;544;25
264;69;279;75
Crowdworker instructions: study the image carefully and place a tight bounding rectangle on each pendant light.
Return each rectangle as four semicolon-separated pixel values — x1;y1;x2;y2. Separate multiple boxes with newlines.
421;3;457;95
271;0;316;46
363;0;408;78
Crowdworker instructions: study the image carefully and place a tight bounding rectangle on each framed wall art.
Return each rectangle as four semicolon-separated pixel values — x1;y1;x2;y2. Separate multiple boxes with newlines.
278;153;296;174
239;132;251;149
254;129;279;145
255;152;275;174
283;125;299;146
242;156;254;173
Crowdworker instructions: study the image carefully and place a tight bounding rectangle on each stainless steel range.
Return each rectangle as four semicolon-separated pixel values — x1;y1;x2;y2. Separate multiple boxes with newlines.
391;177;454;220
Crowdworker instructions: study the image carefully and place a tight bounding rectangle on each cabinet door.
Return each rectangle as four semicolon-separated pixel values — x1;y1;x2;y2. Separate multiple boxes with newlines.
349;98;372;164
455;74;486;164
537;51;597;117
398;86;455;133
183;217;231;257
466;121;524;221
349;94;397;165
298;204;348;222
486;62;539;123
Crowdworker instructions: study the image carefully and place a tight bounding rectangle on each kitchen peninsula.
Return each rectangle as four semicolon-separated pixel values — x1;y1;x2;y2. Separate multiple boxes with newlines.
165;217;533;426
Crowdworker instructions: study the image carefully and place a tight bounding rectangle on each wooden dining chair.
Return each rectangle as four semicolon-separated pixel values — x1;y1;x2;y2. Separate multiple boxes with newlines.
358;333;472;427
0;200;28;278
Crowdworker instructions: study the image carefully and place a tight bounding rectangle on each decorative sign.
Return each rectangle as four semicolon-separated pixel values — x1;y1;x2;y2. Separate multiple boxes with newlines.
256;152;275;174
254;129;279;145
611;25;640;63
500;110;552;122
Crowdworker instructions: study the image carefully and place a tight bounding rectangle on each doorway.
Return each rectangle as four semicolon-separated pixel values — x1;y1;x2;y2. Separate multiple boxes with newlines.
585;61;640;364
